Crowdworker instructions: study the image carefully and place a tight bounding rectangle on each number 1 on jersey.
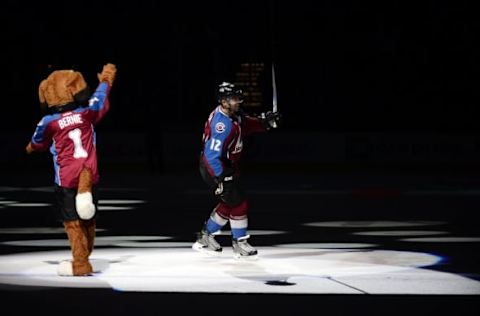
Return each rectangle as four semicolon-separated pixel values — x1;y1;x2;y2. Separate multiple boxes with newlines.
68;128;88;159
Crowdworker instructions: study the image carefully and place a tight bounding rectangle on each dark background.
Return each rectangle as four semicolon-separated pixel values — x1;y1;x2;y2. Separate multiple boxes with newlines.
1;0;480;174
3;0;479;131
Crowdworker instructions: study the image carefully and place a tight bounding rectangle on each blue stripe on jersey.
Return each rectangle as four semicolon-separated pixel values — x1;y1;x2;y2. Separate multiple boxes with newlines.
203;110;233;177
32;113;61;144
50;139;61;185
87;82;109;111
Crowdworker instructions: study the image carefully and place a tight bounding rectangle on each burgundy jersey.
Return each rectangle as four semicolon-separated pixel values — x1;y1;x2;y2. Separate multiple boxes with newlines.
30;82;110;188
202;106;265;178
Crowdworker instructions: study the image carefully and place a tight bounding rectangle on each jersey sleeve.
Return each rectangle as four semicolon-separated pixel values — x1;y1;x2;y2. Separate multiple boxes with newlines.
203;119;233;178
30;117;54;151
242;115;266;136
84;82;111;124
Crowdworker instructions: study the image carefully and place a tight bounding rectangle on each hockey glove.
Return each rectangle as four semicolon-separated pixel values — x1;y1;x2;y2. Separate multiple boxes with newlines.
214;175;233;196
260;111;282;130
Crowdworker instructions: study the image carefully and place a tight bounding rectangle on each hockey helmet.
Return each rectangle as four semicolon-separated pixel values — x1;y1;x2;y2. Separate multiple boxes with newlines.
216;82;244;103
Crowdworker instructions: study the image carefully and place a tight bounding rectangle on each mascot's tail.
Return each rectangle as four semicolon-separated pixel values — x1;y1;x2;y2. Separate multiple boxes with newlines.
76;167;95;220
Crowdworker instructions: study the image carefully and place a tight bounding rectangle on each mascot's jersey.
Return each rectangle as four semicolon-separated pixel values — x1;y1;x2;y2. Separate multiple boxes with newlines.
30;82;110;188
201;106;265;178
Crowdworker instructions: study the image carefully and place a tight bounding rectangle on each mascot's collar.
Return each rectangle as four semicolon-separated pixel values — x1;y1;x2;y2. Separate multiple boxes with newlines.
47;102;81;114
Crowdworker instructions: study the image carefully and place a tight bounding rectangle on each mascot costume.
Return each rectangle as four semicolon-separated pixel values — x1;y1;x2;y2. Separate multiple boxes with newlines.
26;63;116;276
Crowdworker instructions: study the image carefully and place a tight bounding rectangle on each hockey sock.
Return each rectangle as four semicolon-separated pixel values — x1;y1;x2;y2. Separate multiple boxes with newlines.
230;217;248;240
206;209;228;234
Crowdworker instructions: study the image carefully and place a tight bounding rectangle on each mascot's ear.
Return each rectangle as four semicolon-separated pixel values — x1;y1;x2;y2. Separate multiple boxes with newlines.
38;79;48;113
67;72;90;107
66;72;87;96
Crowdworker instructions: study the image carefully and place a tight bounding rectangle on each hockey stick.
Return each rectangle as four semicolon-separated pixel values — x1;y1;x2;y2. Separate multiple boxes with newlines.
270;1;278;128
271;63;278;128
272;63;278;113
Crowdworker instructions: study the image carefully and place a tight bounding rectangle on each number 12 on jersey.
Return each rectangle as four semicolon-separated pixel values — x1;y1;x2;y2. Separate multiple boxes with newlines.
209;138;222;152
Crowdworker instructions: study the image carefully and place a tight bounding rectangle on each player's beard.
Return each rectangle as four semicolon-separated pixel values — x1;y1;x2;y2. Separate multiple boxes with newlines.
228;101;242;115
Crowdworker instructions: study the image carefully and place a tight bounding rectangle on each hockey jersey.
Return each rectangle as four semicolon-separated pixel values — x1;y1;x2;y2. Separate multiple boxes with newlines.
201;106;265;178
29;82;110;188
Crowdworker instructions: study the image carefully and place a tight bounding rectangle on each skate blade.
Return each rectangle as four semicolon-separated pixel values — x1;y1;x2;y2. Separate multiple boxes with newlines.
233;253;259;261
192;242;222;257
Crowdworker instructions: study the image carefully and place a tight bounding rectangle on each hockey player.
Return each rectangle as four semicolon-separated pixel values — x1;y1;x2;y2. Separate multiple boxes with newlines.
192;82;281;259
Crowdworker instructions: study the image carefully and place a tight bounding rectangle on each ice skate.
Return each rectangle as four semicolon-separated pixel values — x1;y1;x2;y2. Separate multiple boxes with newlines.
232;235;258;260
192;227;222;256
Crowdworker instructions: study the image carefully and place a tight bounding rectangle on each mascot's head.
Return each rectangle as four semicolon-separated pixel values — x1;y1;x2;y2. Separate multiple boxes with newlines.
39;70;90;114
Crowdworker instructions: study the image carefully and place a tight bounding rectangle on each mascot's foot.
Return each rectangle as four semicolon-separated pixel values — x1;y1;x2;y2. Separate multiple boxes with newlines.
73;260;93;276
76;192;95;220
57;260;93;276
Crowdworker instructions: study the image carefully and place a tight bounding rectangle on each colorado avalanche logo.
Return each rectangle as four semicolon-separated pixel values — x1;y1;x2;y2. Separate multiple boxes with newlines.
215;122;226;133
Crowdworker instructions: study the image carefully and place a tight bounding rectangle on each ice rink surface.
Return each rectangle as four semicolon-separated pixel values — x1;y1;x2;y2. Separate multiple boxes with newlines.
1;172;479;314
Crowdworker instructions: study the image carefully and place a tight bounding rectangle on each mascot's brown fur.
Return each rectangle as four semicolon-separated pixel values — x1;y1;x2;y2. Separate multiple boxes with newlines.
27;64;116;276
40;70;88;107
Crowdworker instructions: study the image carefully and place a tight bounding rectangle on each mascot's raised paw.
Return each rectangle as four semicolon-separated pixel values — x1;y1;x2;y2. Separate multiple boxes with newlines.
97;63;117;86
